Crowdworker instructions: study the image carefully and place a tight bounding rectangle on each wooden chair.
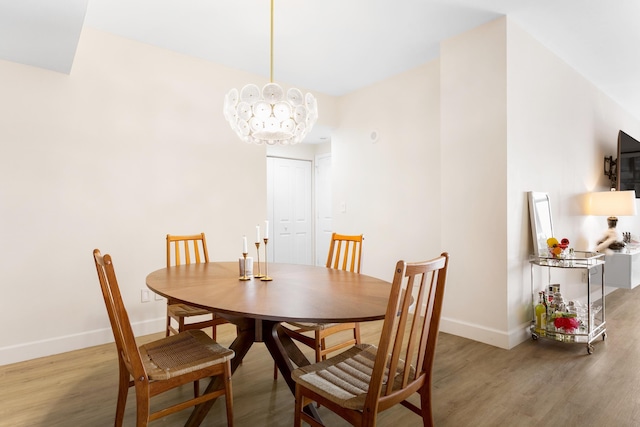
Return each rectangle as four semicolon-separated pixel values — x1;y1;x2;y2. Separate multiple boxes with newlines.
292;252;450;427
278;233;363;379
165;233;230;339
92;249;234;427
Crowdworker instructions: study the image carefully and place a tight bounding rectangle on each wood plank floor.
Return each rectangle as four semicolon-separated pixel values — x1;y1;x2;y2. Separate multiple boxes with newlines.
3;286;640;426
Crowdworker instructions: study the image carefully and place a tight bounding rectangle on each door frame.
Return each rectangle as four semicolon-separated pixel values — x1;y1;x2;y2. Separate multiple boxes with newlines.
314;153;332;266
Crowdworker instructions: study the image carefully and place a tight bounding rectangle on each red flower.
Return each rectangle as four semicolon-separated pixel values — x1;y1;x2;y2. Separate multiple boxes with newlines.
554;316;580;332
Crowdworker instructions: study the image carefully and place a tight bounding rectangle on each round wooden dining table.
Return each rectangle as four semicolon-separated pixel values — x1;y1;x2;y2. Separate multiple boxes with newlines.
146;261;391;426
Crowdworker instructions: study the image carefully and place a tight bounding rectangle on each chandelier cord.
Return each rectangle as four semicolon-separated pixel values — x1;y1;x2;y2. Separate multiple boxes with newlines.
270;0;274;83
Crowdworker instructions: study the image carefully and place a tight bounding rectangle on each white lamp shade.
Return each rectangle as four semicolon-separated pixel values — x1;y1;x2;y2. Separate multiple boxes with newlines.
585;190;637;216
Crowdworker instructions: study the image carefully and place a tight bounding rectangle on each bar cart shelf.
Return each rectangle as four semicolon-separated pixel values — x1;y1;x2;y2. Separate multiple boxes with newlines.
529;251;606;354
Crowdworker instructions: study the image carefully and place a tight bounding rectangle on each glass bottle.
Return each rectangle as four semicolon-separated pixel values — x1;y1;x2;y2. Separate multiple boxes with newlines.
567;248;575;267
535;292;547;336
546;290;556;333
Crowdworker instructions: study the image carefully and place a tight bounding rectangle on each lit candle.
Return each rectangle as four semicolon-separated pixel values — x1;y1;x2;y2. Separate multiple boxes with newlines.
256;225;260;243
265;220;269;239
242;235;247;253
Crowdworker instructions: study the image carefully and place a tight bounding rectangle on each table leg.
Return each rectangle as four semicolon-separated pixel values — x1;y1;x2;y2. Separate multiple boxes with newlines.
262;320;322;423
185;317;255;427
185;318;322;426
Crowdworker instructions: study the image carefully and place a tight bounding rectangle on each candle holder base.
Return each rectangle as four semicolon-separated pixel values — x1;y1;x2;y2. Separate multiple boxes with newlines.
239;275;251;281
260;276;273;281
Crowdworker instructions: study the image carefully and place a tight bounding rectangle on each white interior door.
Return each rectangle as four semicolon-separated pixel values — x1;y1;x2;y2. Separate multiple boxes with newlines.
315;154;332;266
267;157;313;265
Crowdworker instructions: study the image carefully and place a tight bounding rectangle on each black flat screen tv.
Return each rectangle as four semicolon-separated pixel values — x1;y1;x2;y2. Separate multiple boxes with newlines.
617;130;640;198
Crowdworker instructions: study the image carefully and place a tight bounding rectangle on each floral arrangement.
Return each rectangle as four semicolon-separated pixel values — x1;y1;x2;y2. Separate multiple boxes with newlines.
547;237;570;258
554;314;580;333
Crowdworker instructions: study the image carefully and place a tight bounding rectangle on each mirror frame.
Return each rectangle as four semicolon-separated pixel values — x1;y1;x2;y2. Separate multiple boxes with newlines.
528;191;554;257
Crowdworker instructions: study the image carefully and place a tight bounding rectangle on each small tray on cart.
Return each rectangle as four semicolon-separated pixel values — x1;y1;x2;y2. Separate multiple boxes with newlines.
529;250;604;268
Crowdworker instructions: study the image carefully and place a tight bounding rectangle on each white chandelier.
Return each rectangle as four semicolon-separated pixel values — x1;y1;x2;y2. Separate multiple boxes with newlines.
223;0;318;145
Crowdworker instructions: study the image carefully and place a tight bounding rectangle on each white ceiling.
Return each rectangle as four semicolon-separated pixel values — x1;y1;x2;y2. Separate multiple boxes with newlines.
3;0;640;136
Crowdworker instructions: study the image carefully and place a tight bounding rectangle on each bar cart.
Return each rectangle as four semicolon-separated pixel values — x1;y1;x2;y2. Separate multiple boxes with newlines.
529;251;606;354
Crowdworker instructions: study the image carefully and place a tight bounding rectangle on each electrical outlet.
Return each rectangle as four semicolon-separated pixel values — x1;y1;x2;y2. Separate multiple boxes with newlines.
141;289;151;303
154;292;164;301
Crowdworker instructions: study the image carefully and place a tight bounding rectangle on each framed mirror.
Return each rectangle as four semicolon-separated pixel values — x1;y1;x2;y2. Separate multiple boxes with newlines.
528;191;554;256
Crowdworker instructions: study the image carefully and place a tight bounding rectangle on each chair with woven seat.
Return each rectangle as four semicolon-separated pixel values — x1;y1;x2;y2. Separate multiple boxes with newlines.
292;252;449;427
165;233;230;339
93;249;234;427
278;233;363;379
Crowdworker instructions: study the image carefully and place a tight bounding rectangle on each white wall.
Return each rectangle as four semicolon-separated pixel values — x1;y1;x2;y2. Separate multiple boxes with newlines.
331;60;442;282
0;28;338;365
440;18;509;347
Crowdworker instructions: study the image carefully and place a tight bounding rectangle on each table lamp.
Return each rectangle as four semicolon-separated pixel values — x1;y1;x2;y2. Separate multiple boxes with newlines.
586;190;637;251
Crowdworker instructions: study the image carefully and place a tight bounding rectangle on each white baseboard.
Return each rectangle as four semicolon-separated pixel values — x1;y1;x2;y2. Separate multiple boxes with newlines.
3;316;534;366
0;317;165;367
440;316;531;350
